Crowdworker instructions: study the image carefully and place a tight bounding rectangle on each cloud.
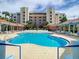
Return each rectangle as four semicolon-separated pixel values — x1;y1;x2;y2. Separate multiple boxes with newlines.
60;5;79;19
57;0;79;10
0;0;63;11
0;0;79;19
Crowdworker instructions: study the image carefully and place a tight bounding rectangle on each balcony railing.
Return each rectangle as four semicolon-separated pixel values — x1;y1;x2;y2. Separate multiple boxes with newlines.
0;43;79;59
0;43;21;59
58;45;79;59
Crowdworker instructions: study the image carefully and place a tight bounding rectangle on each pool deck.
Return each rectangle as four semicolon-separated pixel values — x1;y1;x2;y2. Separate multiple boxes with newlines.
52;33;79;45
0;31;20;40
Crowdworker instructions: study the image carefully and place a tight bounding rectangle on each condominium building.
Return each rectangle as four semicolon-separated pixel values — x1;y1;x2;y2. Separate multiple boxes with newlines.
54;13;66;24
13;7;66;27
11;13;20;23
20;7;29;25
29;13;46;27
46;8;55;24
46;8;66;25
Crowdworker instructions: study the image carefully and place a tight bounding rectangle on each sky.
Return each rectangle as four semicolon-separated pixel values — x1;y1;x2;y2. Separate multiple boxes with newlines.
0;0;79;19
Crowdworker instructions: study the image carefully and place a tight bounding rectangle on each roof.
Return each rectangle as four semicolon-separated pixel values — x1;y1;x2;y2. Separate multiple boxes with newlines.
10;23;24;27
60;18;79;25
0;19;8;23
0;18;24;27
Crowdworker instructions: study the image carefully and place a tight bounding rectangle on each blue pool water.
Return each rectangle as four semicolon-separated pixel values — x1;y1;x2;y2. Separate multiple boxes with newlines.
8;33;68;47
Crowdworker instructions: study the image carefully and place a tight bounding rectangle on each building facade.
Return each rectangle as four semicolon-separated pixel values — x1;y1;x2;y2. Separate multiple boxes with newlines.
20;7;29;25
54;13;66;24
59;18;79;35
11;13;20;23
0;18;24;32
46;8;55;24
29;13;46;27
11;7;67;28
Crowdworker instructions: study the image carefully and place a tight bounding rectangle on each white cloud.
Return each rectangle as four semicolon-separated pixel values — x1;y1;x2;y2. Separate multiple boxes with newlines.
59;5;79;19
0;0;79;19
0;0;64;12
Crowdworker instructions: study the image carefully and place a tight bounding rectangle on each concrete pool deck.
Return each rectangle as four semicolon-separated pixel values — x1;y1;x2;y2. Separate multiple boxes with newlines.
52;33;78;45
0;30;52;40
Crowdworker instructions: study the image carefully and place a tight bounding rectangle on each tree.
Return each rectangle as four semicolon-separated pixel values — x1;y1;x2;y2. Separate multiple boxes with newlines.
60;15;67;23
2;11;10;19
26;21;34;29
42;21;48;29
0;15;5;19
0;15;1;18
9;19;16;23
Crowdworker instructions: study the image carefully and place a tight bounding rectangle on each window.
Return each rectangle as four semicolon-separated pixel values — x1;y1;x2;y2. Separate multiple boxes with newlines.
39;19;41;21
43;17;46;18
50;21;52;23
30;19;32;21
50;11;52;14
29;16;32;18
43;19;46;21
23;21;25;23
55;14;58;16
35;19;36;21
23;18;25;20
39;17;41;18
23;15;25;17
50;18;52;20
23;12;25;13
50;15;52;17
39;22;41;24
35;17;36;18
14;16;16;18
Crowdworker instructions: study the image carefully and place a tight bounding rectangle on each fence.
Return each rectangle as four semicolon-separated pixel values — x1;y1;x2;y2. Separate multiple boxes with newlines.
58;45;79;59
0;43;21;59
0;43;79;59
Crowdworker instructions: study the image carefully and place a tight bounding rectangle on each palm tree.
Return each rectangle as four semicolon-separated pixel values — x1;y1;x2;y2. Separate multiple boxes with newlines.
0;15;2;18
60;16;67;23
26;21;35;29
42;21;48;29
2;11;10;19
9;19;16;23
0;15;5;19
2;11;16;23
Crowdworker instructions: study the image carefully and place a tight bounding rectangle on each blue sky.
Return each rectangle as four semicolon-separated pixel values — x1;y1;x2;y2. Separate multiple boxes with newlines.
0;0;79;19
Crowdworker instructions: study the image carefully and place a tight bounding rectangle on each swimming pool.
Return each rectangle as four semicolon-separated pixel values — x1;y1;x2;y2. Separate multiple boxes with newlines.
8;33;69;47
